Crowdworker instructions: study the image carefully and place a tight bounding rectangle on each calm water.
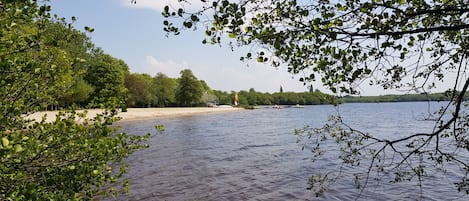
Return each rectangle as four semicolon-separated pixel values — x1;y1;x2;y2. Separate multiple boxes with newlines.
114;102;468;201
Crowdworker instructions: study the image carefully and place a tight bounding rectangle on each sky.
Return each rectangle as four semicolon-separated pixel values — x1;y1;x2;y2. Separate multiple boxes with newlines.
47;0;454;96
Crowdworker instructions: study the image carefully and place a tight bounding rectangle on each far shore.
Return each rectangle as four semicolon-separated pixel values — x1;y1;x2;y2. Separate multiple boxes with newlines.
26;107;243;123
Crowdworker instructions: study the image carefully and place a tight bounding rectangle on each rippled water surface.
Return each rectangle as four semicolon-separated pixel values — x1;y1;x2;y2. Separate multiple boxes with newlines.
115;102;468;201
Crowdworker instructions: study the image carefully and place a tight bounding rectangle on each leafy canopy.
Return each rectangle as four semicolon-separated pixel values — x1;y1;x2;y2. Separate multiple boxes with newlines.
163;0;468;94
176;69;203;106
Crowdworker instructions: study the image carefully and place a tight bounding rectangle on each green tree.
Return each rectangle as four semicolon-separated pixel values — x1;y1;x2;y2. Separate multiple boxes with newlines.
59;79;95;107
213;90;232;105
125;73;154;107
85;50;129;106
153;72;176;107
0;1;148;200
164;0;469;197
0;2;75;119
176;69;203;106
247;88;258;105
42;19;95;108
198;79;218;105
257;92;273;105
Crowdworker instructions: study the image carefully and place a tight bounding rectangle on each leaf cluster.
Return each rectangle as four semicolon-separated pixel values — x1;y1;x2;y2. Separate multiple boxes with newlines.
163;0;469;95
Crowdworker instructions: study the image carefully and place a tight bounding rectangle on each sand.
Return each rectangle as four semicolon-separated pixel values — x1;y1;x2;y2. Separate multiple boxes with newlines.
26;107;242;123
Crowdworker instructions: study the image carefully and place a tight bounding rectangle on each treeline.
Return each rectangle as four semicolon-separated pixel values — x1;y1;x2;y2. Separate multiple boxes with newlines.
215;89;336;106
341;92;469;103
124;72;337;107
124;69;211;108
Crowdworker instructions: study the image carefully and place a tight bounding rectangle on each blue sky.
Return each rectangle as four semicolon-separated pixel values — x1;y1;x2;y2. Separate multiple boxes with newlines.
48;0;323;94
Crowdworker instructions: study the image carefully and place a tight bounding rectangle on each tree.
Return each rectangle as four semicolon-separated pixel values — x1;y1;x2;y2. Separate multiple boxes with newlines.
58;79;94;107
163;0;469;198
308;84;314;93
85;49;129;106
213;90;232;105
176;69;203;106
0;1;148;200
125;73;154;107
153;72;177;107
42;18;95;108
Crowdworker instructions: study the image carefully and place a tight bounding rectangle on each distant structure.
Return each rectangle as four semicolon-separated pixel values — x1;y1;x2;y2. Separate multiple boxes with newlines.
308;84;314;93
280;85;283;93
234;93;239;106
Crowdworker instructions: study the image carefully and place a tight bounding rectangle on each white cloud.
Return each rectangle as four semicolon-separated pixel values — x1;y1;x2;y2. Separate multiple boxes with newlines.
190;61;313;93
135;55;313;93
140;56;188;77
121;0;206;12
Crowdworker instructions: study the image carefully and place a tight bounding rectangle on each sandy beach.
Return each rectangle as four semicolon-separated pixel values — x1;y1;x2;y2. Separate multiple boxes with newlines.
26;107;242;123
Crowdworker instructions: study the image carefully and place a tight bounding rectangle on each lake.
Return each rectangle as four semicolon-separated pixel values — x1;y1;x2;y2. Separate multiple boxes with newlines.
115;102;468;201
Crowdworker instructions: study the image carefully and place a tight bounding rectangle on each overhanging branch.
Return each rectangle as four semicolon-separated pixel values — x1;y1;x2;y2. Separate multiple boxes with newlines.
334;24;469;38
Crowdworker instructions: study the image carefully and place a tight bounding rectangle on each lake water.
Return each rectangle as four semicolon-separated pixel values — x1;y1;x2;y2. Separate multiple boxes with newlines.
115;102;468;201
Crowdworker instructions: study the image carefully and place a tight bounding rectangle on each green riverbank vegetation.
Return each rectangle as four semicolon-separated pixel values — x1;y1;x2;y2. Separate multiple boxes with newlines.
341;92;469;103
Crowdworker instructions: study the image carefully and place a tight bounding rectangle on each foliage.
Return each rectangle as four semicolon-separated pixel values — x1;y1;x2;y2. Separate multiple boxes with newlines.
212;90;235;105
163;0;469;198
124;72;178;108
125;73;154;107
229;90;334;106
1;111;149;200
342;92;462;103
42;18;95;108
85;49;129;106
153;72;177;107
0;1;148;200
0;0;71;127
59;79;95;107
176;69;203;106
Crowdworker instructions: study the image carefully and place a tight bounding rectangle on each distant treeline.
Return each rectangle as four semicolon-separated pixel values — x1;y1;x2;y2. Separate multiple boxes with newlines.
214;89;336;106
124;72;337;107
341;92;469;103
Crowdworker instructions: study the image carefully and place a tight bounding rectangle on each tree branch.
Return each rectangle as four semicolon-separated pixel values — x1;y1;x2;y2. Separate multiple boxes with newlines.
334;24;469;38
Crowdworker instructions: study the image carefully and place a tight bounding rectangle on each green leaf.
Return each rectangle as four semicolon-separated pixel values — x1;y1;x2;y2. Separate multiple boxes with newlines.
14;144;24;152
178;8;183;17
2;137;9;147
313;24;319;30
190;15;199;22
84;26;94;33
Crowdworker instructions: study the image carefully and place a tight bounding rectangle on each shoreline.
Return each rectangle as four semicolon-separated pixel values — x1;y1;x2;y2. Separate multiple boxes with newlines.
26;107;243;123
